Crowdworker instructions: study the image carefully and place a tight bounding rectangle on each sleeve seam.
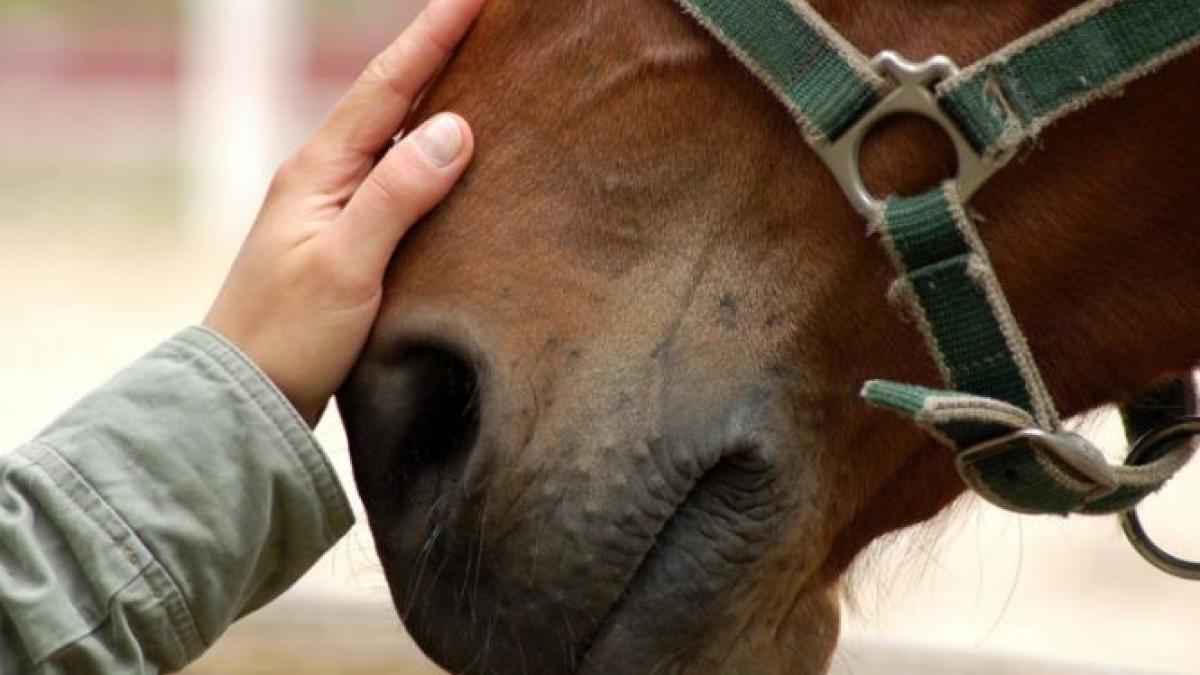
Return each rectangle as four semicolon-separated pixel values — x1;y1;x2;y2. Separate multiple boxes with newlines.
16;442;204;667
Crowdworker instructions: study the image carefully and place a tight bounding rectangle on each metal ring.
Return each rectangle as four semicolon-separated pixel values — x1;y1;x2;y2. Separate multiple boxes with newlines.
1119;417;1200;580
814;51;1015;220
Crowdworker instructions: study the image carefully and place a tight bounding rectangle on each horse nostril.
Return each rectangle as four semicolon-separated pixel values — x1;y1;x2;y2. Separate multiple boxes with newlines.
340;343;482;507
390;345;481;478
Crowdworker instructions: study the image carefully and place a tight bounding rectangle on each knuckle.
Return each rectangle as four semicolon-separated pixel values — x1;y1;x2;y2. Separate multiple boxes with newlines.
268;167;296;196
366;159;427;205
271;143;337;196
362;53;394;85
407;23;453;63
270;150;311;193
362;53;413;104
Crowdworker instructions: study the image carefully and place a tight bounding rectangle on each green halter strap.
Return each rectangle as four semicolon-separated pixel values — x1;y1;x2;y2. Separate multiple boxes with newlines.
675;0;1200;516
939;0;1200;158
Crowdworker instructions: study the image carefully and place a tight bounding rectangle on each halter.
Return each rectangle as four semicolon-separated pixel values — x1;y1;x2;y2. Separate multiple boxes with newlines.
675;0;1200;577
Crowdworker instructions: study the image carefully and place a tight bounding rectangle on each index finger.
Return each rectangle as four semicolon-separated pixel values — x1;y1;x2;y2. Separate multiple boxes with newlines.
312;0;487;162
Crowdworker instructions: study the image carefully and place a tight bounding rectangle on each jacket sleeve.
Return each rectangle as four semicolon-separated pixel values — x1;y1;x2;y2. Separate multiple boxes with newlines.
0;326;355;674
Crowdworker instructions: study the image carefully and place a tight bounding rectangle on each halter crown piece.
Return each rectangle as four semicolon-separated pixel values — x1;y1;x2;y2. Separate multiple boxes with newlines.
674;0;1200;578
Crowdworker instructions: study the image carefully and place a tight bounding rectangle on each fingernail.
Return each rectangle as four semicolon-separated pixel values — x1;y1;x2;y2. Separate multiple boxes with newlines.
414;114;463;167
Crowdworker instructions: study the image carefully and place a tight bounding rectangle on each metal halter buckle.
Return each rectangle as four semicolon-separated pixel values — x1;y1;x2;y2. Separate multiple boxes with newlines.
955;428;1119;512
815;51;1015;220
1120;417;1200;580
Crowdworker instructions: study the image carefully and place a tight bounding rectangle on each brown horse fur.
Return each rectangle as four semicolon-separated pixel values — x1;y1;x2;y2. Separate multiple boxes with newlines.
339;1;1200;673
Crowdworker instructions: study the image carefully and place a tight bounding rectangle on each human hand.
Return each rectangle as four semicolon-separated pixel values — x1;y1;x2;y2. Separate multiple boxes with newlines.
203;0;486;426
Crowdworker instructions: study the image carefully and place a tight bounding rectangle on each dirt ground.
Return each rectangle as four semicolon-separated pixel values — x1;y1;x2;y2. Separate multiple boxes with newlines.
182;598;440;675
183;596;1186;675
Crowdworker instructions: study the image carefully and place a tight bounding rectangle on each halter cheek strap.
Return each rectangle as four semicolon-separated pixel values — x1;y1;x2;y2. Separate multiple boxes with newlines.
675;0;1200;525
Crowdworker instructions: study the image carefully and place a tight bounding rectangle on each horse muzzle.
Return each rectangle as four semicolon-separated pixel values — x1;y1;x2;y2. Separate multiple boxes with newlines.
338;324;815;674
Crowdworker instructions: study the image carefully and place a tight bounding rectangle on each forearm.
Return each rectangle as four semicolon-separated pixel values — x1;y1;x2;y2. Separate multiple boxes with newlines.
0;327;353;674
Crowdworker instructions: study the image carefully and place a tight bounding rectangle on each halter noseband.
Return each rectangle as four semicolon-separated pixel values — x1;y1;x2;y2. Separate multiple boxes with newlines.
675;0;1200;578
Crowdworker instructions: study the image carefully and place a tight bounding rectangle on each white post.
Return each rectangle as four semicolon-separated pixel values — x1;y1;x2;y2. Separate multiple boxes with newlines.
181;0;304;248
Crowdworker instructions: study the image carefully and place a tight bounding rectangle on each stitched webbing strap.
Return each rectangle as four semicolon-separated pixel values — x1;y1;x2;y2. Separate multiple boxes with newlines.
679;0;1200;156
863;185;1191;514
865;380;1193;515
872;184;1058;427
674;0;884;143
863;184;1072;512
938;0;1200;156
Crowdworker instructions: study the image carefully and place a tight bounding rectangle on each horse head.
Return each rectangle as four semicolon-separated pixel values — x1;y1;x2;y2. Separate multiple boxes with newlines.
339;0;1200;672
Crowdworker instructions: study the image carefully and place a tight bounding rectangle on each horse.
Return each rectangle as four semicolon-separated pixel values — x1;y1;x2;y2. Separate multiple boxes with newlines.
337;0;1200;672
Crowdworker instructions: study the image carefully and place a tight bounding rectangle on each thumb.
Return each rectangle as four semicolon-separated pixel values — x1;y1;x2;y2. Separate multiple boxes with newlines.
325;112;474;273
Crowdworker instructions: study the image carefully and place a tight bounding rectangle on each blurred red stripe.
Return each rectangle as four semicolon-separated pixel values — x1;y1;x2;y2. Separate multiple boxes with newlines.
0;7;420;87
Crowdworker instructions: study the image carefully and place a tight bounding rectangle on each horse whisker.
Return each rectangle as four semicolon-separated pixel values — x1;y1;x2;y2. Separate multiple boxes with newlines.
404;523;444;618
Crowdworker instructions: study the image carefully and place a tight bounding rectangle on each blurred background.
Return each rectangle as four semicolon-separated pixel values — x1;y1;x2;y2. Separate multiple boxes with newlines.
1;1;1198;673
